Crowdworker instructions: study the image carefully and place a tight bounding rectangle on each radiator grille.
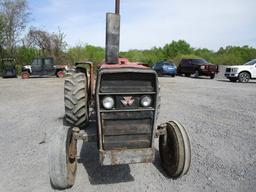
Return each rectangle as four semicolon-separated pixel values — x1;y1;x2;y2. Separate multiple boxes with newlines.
98;71;157;150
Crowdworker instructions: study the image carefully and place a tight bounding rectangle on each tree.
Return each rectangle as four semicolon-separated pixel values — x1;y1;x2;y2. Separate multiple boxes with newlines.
0;14;4;56
26;27;52;55
67;44;104;65
26;27;67;64
51;28;67;63
162;40;193;59
0;0;29;55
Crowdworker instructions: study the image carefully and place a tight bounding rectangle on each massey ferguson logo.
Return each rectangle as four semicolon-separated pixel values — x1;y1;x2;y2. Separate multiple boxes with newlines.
121;96;134;106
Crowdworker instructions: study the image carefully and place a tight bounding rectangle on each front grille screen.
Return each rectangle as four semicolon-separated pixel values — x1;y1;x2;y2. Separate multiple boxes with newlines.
226;68;231;72
100;73;156;93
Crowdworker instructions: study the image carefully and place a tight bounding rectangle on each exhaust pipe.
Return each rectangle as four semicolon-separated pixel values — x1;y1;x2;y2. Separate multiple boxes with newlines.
105;0;121;64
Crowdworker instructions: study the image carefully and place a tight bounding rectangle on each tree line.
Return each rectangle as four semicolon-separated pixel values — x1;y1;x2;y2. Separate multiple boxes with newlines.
1;0;256;74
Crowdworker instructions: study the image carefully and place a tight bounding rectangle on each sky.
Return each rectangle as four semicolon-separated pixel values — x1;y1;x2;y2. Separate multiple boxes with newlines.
27;0;256;51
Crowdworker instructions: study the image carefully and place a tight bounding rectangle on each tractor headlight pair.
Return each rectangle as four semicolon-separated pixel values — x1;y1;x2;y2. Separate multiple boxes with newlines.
102;95;152;110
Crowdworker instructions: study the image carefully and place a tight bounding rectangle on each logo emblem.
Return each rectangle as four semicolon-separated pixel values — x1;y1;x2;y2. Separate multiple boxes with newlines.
121;96;134;106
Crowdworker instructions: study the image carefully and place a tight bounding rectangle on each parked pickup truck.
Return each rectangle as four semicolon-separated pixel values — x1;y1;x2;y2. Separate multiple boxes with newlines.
21;57;67;79
177;58;218;79
225;59;256;83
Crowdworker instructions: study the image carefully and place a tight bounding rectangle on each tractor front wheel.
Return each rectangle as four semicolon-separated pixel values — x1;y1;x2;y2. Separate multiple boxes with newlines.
64;73;89;128
48;126;77;189
159;121;191;178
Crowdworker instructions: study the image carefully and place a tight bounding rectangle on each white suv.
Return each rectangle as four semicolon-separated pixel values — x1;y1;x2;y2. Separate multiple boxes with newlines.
225;59;256;83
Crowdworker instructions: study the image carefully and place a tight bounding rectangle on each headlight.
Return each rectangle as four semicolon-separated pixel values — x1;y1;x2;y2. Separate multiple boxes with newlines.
102;96;114;109
231;68;238;72
200;65;205;70
141;95;152;107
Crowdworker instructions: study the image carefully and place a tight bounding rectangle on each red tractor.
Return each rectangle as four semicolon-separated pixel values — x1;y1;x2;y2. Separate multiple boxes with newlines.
49;0;191;189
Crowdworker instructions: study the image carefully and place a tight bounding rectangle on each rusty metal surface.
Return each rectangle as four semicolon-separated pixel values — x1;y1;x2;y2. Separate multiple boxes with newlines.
68;130;77;160
75;61;95;100
73;124;97;142
99;148;154;166
115;0;120;14
155;124;167;138
105;13;120;64
96;68;159;154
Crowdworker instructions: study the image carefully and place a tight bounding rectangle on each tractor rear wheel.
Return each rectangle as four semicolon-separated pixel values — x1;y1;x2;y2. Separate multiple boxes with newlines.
64;73;88;128
159;121;191;178
49;126;77;189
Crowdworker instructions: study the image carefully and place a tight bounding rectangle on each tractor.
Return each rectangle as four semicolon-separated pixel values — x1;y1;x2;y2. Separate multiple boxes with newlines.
1;58;17;78
48;0;191;189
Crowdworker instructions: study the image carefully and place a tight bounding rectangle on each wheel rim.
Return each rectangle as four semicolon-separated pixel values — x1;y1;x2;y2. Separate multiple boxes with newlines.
239;73;249;82
160;127;179;172
66;128;77;185
159;121;191;178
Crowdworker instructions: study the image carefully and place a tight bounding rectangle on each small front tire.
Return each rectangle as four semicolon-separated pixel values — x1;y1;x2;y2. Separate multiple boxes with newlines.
159;121;191;178
48;126;77;189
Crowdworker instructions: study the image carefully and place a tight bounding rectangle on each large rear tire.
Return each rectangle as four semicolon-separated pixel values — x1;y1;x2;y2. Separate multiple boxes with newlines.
48;127;77;189
159;121;191;178
64;73;88;128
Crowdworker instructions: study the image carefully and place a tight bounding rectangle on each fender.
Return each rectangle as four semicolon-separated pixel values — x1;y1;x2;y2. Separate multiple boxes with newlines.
239;70;252;78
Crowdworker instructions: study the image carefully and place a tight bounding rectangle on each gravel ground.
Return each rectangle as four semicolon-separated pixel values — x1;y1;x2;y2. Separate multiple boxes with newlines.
0;71;255;192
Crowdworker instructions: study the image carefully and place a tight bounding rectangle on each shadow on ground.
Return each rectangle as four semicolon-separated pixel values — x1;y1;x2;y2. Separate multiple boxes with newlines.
217;79;256;84
78;138;134;185
152;149;169;178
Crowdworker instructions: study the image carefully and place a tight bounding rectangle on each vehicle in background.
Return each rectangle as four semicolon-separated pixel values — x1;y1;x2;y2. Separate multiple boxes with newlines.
152;61;177;77
177;58;218;79
1;58;17;78
21;57;67;79
225;59;256;83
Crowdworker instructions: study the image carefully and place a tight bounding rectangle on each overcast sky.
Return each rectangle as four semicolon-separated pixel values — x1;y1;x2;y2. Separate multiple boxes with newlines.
28;0;256;51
